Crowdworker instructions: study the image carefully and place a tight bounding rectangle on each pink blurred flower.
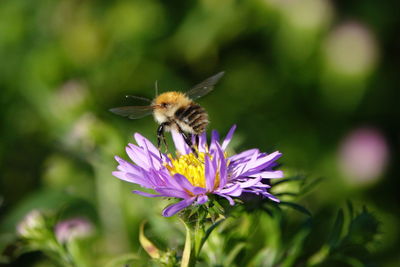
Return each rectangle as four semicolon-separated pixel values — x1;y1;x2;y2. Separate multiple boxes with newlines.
338;127;388;184
55;217;94;243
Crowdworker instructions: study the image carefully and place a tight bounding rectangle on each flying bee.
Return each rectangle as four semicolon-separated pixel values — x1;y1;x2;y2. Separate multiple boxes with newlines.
109;72;225;154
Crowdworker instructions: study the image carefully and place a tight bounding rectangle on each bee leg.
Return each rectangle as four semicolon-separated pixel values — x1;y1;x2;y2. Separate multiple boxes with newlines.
194;134;199;149
162;133;169;154
190;134;200;153
183;133;198;157
184;133;198;156
175;124;198;156
157;123;168;158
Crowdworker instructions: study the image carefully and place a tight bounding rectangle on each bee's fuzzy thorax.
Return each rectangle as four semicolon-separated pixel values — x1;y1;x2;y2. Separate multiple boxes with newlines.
153;92;191;106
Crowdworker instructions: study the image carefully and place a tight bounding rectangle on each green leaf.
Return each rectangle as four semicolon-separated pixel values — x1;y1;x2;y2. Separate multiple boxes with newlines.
346;200;354;220
280;225;311;267
261;206;274;217
300;177;323;196
200;219;224;251
331;255;364;267
307;245;330;266
225;242;245;266
329;209;344;248
139;221;161;259
104;253;140;267
179;219;192;267
279;201;311;217
344;206;380;246
274;192;298;197
271;176;303;186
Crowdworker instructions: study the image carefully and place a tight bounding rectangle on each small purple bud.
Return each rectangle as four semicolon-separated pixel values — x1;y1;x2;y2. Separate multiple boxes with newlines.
55;217;94;243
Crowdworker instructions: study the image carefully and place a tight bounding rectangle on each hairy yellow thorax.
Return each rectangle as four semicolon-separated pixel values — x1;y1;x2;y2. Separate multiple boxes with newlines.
153;92;191;106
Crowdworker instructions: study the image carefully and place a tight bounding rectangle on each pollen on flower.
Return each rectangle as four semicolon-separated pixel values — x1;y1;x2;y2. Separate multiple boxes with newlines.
165;152;209;188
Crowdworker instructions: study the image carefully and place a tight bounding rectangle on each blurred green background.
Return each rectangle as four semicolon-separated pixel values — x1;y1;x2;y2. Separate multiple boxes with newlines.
0;0;399;266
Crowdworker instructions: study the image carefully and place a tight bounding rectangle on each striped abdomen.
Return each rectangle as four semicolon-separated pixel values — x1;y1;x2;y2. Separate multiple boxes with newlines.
174;103;208;134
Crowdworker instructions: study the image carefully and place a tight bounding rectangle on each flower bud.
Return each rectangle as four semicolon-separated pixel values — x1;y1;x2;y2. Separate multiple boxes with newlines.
54;217;94;243
17;210;46;239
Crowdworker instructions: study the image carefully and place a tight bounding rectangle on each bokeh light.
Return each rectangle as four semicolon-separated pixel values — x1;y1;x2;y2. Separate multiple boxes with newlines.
324;22;378;77
320;22;379;111
338;127;388;185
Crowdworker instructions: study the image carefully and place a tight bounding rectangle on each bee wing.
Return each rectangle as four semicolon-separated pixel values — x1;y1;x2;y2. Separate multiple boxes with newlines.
185;71;225;100
109;105;153;119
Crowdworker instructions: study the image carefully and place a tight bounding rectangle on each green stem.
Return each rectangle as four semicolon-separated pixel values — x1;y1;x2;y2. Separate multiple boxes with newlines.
193;219;205;258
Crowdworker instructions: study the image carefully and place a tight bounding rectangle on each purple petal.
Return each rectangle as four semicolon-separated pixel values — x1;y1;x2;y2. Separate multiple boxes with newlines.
112;171;153;188
222;125;237;151
219;184;242;196
134;133;159;156
192;187;207;195
237;176;262;188
215;143;227;189
255;170;284;179
265;193;280;202
196;195;209;204
171;130;191;155
162;198;196;217
245;182;271;188
112;171;127;181
198;132;207;153
156;188;190;198
115;156;137;172
228;150;259;176
126;145;150;168
132;190;165;197
211;129;220;143
205;155;216;191
116;163;141;177
173;174;207;195
144;168;168;187
209;130;220;152
231;150;259;177
141;140;164;170
159;171;181;189
173;173;194;190
216;193;235;205
241;151;282;175
228;148;259;162
162;172;188;191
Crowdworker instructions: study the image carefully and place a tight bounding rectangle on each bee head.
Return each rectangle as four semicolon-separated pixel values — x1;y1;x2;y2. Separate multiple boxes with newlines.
160;102;171;109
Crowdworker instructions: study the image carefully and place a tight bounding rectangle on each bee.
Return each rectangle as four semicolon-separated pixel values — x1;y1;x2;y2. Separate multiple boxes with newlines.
109;72;225;154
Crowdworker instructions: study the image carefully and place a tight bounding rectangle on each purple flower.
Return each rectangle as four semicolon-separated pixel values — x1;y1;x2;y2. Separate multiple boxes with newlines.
113;125;283;217
55;217;94;243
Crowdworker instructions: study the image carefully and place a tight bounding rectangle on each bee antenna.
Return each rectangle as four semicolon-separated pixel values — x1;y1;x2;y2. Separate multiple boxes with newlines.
155;80;159;97
125;95;152;103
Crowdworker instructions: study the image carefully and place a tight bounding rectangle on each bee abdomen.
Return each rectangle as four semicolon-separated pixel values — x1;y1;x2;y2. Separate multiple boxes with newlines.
175;104;208;134
176;105;199;119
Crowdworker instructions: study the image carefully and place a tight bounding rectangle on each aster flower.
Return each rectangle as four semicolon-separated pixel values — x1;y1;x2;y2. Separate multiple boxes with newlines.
113;125;283;217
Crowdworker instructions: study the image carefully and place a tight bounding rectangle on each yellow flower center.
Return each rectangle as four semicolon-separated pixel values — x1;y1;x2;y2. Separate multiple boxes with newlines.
165;152;220;189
